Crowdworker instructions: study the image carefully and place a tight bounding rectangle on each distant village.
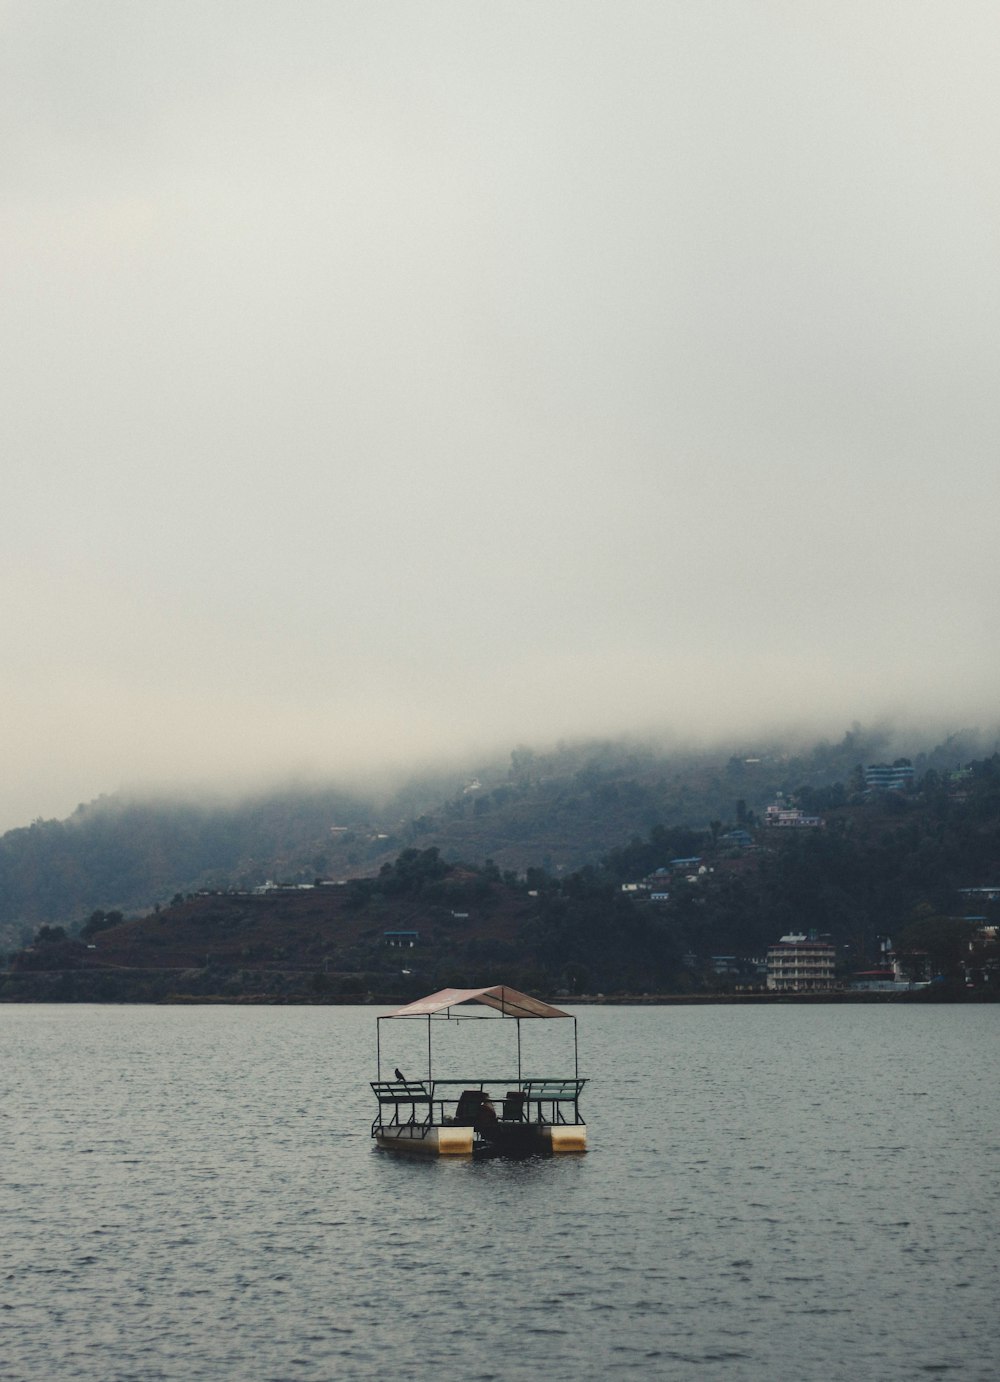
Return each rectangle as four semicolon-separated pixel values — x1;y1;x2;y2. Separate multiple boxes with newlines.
220;759;997;996
11;753;997;1002
613;761;997;994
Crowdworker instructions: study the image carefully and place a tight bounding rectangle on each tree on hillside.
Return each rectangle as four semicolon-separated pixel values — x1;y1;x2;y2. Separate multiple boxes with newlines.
894;908;976;980
81;910;123;938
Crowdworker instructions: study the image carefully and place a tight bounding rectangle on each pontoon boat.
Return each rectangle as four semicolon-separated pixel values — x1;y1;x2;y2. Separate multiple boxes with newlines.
370;985;587;1156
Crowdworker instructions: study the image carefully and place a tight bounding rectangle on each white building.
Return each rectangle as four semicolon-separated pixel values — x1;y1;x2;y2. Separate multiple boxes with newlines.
864;762;914;792
766;933;837;992
764;803;823;828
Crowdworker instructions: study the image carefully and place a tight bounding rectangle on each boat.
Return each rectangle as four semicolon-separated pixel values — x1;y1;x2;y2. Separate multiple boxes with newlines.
370;984;587;1156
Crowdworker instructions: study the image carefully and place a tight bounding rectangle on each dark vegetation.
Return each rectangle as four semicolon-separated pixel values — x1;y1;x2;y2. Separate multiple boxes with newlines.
0;725;989;949
3;730;999;1002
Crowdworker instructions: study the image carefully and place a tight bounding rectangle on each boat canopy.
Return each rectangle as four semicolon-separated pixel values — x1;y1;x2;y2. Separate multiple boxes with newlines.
384;985;571;1020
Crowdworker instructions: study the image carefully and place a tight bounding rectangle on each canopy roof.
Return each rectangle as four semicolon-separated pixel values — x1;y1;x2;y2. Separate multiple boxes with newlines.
384;985;571;1019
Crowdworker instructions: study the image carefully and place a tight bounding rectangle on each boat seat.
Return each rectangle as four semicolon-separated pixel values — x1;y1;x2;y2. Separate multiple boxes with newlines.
521;1079;586;1124
502;1090;526;1121
521;1080;585;1101
371;1079;431;1103
454;1089;489;1126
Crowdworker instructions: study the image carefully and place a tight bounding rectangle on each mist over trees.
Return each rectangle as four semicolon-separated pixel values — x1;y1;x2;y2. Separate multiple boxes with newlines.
0;725;993;954
2;727;998;998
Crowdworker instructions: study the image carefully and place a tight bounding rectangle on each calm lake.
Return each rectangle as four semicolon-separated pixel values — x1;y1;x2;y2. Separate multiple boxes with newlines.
3;1003;998;1381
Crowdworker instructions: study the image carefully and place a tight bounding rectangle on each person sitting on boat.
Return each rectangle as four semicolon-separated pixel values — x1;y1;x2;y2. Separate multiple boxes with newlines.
475;1095;498;1132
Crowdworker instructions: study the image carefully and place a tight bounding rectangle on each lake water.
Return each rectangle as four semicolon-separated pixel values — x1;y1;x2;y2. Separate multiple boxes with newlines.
2;1003;998;1381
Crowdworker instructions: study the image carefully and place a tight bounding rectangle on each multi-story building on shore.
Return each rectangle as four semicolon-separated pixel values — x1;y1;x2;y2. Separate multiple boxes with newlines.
766;933;837;992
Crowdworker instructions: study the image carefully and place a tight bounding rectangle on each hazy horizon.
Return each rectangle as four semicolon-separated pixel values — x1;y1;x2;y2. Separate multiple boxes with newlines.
7;714;998;836
4;3;998;833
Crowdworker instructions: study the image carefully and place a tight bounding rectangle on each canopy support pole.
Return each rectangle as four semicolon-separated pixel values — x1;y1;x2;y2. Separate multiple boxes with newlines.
517;1018;522;1084
427;1014;432;1081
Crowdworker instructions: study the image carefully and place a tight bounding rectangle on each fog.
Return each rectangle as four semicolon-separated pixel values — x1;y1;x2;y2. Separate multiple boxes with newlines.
3;3;998;832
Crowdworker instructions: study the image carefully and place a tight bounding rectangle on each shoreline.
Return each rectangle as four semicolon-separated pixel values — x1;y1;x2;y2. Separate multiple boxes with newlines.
1;972;995;1005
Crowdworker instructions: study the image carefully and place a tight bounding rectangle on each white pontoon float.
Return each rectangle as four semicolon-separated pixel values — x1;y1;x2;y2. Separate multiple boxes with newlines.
371;985;587;1156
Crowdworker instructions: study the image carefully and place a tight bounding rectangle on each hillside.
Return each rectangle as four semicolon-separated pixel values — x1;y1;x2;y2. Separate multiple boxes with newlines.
5;752;999;1002
0;725;990;952
3;851;546;1002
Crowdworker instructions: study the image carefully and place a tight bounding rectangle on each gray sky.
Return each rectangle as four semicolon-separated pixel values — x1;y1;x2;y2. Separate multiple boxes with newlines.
3;2;999;830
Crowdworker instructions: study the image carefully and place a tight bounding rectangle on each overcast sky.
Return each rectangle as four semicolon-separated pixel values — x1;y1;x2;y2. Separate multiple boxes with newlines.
3;2;998;830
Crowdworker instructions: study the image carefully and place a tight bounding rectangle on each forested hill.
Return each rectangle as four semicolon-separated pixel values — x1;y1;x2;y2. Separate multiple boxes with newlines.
0;726;992;951
4;750;999;1002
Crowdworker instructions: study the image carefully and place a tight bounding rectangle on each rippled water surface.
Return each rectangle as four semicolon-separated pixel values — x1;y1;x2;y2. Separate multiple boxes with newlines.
3;1003;998;1380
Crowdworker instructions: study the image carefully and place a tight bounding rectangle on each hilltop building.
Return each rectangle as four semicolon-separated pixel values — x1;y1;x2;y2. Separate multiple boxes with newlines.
864;762;915;792
764;799;823;828
384;930;419;948
720;828;754;849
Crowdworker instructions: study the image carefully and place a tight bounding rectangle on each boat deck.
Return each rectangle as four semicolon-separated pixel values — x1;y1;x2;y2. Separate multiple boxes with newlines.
371;1077;587;1155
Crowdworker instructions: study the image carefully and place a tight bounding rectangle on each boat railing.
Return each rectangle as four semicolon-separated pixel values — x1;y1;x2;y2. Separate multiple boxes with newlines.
370;1079;434;1139
520;1078;587;1126
371;1077;586;1135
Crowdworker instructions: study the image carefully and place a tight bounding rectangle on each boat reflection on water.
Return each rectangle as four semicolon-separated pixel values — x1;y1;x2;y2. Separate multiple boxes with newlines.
370;985;587;1156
